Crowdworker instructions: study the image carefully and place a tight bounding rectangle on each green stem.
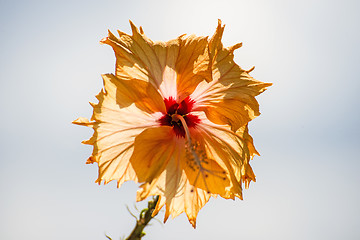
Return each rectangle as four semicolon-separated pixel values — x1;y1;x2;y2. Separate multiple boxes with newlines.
125;196;159;240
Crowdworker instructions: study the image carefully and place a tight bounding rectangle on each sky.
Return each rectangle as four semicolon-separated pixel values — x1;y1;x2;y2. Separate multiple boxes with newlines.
1;0;359;239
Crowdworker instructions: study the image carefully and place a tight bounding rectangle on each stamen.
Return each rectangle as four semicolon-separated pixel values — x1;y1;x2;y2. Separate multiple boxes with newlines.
172;114;227;194
172;114;204;174
172;114;208;192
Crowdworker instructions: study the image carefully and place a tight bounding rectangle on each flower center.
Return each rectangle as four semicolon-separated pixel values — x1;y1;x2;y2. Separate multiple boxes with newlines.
158;96;200;137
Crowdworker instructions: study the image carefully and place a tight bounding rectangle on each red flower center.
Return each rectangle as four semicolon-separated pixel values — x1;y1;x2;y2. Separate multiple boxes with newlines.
158;96;200;137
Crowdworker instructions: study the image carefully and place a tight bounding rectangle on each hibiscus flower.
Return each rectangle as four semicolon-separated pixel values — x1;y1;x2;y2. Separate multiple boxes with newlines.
73;20;271;228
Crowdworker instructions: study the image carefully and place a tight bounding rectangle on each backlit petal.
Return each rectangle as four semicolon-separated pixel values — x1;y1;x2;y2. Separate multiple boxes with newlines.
175;35;212;101
135;142;186;219
130;126;180;183
136;163;211;228
77;75;159;186
237;124;259;188
133;133;212;228
188;112;260;197
102;73;165;113
101;21;212;101
181;130;237;198
100;22;163;90
191;20;272;131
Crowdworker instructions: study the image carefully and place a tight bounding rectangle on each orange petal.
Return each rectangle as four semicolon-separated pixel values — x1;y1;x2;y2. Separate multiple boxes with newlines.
74;75;160;186
191;112;260;197
241;163;256;189
136;164;211;228
72;117;93;126
102;74;165;113
101;23;161;89
191;20;272;131
136;155;186;221
238;124;260;160
134;136;211;228
183;182;211;228
101;22;179;97
101;21;212;102
180;136;233;197
130;126;180;183
175;35;212;101
237;124;259;188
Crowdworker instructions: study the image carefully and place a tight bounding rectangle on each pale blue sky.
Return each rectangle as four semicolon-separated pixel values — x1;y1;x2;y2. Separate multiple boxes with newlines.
1;0;359;239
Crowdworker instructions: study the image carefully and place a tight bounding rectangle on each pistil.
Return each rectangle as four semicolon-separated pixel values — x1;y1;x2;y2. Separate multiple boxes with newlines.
171;114;192;145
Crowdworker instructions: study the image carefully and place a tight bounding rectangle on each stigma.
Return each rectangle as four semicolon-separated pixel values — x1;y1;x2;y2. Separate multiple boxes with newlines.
158;96;200;137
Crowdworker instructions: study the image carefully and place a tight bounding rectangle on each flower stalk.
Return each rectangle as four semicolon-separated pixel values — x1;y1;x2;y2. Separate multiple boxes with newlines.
125;196;159;240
